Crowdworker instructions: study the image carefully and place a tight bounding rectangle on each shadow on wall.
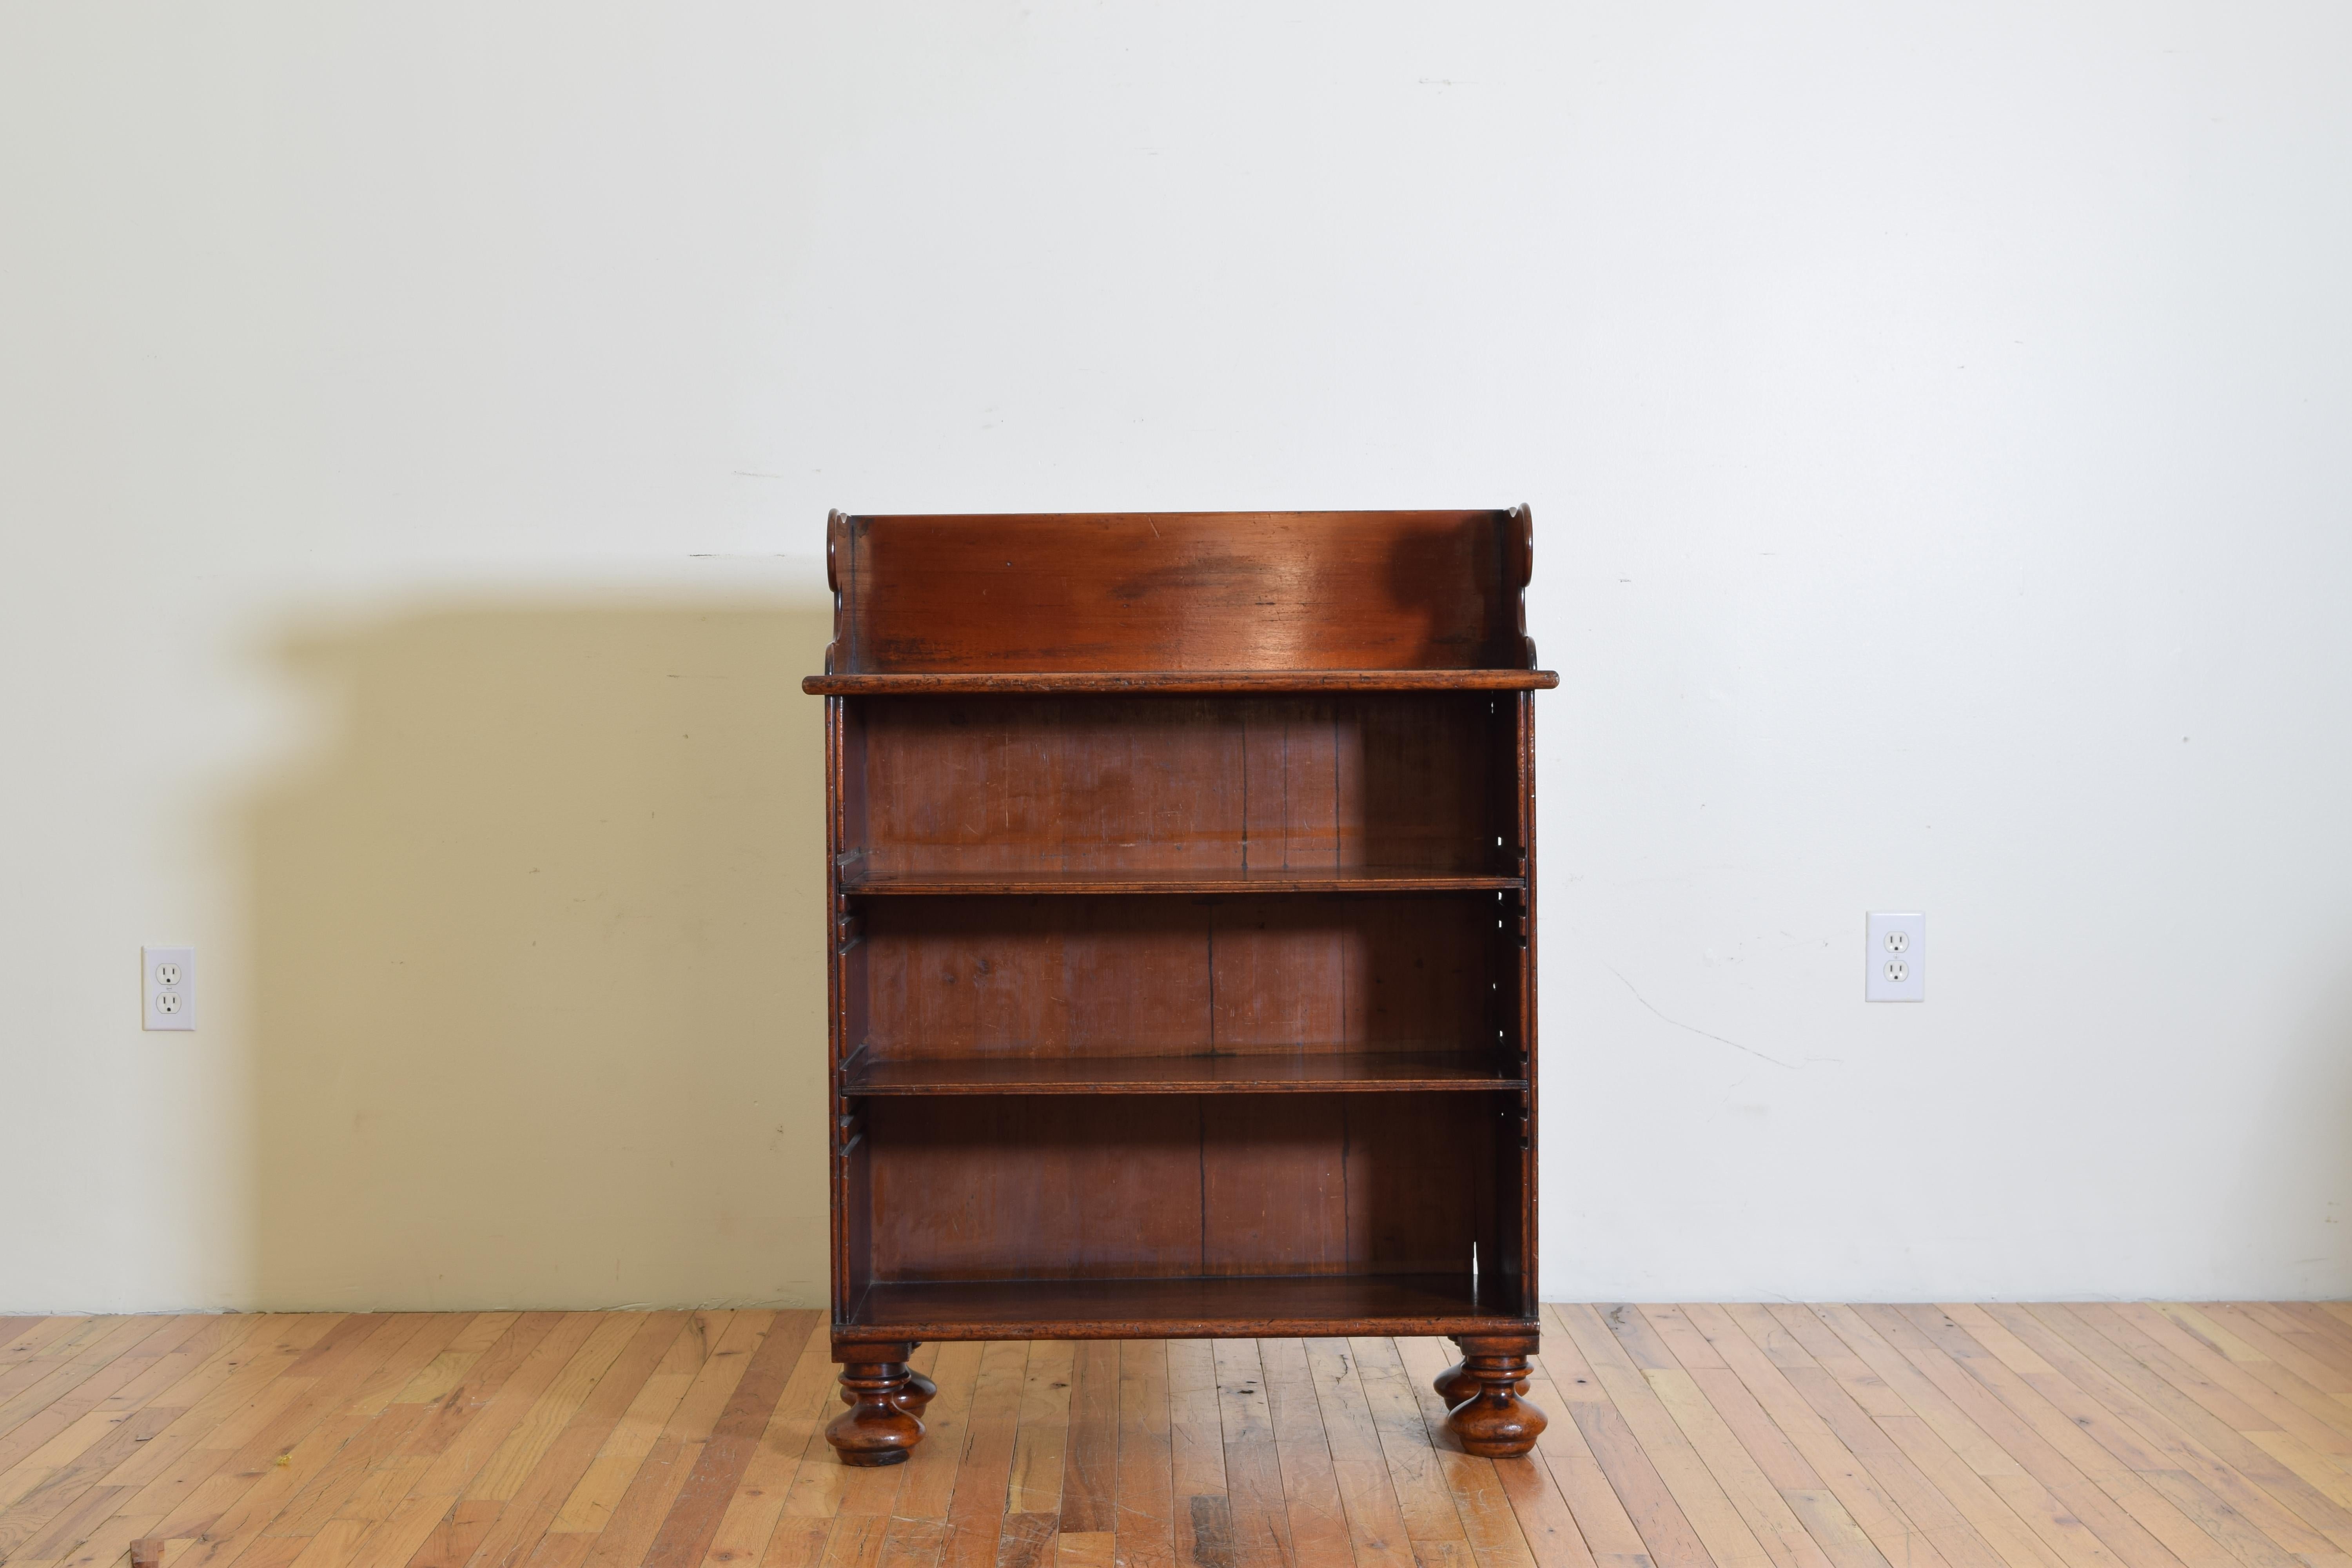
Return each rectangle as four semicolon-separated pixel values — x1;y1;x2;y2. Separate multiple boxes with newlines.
243;599;835;1309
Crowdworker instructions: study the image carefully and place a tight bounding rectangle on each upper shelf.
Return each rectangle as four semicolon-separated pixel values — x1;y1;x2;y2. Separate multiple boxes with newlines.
803;669;1558;696
842;866;1523;895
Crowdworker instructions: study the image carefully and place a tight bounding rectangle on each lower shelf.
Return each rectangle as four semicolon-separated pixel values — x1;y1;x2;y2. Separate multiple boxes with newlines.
841;1272;1531;1340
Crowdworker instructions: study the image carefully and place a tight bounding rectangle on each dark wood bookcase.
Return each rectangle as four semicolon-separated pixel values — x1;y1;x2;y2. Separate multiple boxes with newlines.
802;508;1557;1464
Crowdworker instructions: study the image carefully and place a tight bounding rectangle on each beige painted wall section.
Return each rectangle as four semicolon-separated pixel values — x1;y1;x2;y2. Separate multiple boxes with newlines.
245;603;834;1307
4;1;2352;1309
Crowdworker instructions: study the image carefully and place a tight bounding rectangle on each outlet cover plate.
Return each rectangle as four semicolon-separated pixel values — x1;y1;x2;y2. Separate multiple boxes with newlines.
143;945;195;1031
1866;913;1924;1002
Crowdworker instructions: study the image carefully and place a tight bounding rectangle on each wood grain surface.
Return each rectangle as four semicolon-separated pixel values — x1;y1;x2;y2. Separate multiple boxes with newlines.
821;510;1539;676
818;509;1549;1457
8;1304;2348;1568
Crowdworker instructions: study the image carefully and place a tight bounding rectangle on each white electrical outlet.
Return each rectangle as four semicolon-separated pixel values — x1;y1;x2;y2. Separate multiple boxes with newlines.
143;945;195;1031
1865;913;1924;1002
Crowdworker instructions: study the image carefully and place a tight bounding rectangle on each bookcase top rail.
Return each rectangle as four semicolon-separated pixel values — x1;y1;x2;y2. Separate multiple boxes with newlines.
817;506;1547;677
804;668;1556;695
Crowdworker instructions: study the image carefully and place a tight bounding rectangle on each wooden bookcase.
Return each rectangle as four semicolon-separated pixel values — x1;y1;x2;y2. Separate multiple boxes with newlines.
802;508;1557;1464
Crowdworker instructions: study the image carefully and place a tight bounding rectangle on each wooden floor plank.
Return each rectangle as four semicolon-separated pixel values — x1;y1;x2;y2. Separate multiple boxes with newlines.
0;1319;58;1363
1393;1334;1541;1568
2267;1305;2352;1378
1008;1343;1078;1521
267;1400;433;1539
1514;1359;1650;1568
151;1316;443;1568
875;1340;984;1568
992;1509;1056;1568
454;1311;694;1568
1302;1339;1416;1568
1762;1306;2077;1568
1541;1308;1715;1568
1638;1308;1894;1568
2244;1307;2352;1397
1896;1307;2258;1568
1559;1305;1773;1568
1609;1342;1841;1568
552;1314;720;1536
1345;1335;1467;1565
939;1341;1031;1568
1964;1305;2315;1568
2113;1311;2352;1457
1842;1305;2206;1568
1167;1341;1232;1568
581;1310;774;1568
0;1318;211;1489
4;1307;2346;1568
2024;1305;2352;1554
1063;1342;1121;1538
465;1314;648;1503
101;1317;268;1428
1112;1341;1174;1568
785;1344;940;1530
0;1319;158;1433
0;1322;203;1517
388;1314;515;1410
1706;1303;2005;1568
695;1315;849;1567
1211;1339;1297;1568
881;1519;951;1568
1255;1339;1356;1568
7;1316;372;1547
646;1310;818;1568
2190;1310;2352;1415
816;1411;917;1568
102;1316;347;1534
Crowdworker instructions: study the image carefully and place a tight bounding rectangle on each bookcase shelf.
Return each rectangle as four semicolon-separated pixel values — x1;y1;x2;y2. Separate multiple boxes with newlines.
803;669;1561;696
844;1273;1524;1339
813;506;1553;1466
841;867;1525;895
842;1049;1528;1095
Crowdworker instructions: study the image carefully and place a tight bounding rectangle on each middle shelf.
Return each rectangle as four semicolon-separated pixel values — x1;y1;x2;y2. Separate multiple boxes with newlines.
842;1049;1528;1095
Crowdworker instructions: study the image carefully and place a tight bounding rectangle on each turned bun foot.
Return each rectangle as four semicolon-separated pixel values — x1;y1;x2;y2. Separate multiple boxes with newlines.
837;1348;936;1415
828;1347;925;1466
1444;1342;1546;1459
897;1365;938;1414
1434;1354;1528;1407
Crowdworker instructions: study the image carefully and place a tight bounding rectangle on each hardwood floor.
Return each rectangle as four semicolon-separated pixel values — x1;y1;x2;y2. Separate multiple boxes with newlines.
4;1302;2352;1568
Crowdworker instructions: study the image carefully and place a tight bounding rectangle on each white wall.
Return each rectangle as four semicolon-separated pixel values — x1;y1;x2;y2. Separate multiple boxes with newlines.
4;1;2348;1311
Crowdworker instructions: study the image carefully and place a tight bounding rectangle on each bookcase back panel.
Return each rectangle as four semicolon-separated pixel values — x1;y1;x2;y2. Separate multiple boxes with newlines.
845;694;1508;876
834;510;1532;673
858;893;1509;1059
864;1093;1506;1281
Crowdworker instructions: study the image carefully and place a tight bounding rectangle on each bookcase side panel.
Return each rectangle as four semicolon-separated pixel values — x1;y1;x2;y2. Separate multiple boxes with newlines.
1507;691;1538;1312
828;696;873;1319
